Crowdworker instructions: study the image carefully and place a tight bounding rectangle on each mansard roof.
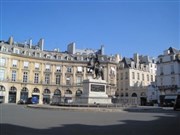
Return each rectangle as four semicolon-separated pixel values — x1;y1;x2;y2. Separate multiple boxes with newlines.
168;47;179;54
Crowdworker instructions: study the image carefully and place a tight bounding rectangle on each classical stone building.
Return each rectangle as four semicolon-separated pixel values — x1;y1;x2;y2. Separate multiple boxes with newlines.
156;47;180;103
116;53;157;105
0;37;119;104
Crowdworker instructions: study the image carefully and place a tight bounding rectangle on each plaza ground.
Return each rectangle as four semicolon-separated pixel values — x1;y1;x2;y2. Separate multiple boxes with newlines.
0;104;180;135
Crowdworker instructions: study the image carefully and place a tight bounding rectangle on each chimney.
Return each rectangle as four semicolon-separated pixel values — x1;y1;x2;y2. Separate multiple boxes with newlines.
134;53;139;64
101;45;104;55
67;42;75;54
8;36;14;45
38;38;44;51
29;39;32;48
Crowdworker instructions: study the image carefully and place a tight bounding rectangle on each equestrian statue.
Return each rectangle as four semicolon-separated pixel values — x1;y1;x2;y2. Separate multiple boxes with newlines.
87;54;104;80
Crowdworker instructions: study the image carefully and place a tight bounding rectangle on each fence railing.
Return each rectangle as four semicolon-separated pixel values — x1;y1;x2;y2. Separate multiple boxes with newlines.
51;96;138;107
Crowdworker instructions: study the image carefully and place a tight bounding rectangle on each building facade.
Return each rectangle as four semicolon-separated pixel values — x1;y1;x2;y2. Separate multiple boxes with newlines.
0;37;119;104
156;47;180;103
116;53;157;105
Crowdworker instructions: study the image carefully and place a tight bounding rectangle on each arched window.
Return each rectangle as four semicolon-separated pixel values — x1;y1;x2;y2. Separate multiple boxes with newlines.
125;93;128;97
65;89;72;94
0;85;5;91
141;92;146;97
121;93;124;97
33;88;40;93
132;93;137;97
44;89;50;94
76;89;82;96
21;87;28;92
115;91;119;97
54;89;61;96
10;86;17;92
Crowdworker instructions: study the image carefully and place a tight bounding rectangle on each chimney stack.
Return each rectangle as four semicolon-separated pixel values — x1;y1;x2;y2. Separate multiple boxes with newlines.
29;39;32;48
134;53;139;64
38;38;44;51
8;36;14;45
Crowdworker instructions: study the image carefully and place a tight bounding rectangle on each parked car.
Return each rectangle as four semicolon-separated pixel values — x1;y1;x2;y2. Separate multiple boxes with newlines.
174;94;180;111
163;95;177;107
18;99;27;104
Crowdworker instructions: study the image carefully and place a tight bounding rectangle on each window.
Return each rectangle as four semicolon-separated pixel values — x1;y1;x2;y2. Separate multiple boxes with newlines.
23;72;28;82
160;67;163;75
171;65;174;74
77;66;82;73
56;75;61;84
12;70;16;81
35;63;39;70
151;75;153;81
125;81;128;90
34;73;39;83
23;61;29;68
0;58;5;66
76;89;82;96
45;74;50;84
171;77;175;85
160;58;163;63
125;72;128;79
77;76;83;85
142;74;144;81
67;67;72;73
120;73;123;80
110;67;116;75
0;69;5;81
147;75;149;82
56;66;61;72
45;64;50;71
14;48;19;54
160;78;163;85
121;82;123;90
12;60;17;67
132;72;135;79
137;73;140;80
66;76;71;85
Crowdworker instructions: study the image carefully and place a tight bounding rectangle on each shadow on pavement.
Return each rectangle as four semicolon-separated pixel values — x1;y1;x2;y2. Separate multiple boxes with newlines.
1;113;180;135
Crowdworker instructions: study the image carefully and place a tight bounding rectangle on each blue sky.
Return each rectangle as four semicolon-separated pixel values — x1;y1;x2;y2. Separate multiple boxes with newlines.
0;0;179;58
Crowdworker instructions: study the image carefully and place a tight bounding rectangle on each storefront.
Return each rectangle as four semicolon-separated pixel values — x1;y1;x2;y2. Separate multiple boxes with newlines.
32;88;40;104
43;89;51;104
20;87;28;102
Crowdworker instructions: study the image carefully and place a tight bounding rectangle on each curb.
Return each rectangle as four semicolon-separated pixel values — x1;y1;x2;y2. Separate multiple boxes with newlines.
27;105;125;112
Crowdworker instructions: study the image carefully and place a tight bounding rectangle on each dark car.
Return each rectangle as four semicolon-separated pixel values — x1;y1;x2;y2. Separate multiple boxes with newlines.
174;94;180;111
18;99;27;104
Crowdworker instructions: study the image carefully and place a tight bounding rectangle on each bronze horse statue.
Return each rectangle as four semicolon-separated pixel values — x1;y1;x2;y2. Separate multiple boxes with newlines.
87;54;104;80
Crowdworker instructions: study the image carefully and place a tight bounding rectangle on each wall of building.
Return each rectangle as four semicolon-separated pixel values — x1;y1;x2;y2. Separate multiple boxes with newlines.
0;41;118;104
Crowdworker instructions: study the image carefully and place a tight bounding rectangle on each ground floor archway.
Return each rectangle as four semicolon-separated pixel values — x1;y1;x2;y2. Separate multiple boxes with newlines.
0;85;5;103
9;86;17;103
43;89;51;104
52;89;61;104
20;87;29;102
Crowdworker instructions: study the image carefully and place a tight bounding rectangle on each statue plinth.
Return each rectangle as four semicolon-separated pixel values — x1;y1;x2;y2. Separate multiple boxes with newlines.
80;79;112;104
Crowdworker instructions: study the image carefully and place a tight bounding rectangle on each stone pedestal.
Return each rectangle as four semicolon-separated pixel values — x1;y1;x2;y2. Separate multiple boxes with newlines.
80;79;111;104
